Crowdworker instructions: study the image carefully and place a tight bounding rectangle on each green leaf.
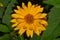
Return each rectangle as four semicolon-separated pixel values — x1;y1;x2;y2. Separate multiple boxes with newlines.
29;34;41;40
18;35;24;40
2;0;17;29
0;0;10;18
41;7;60;40
0;34;10;40
43;0;60;8
53;38;60;40
0;24;10;32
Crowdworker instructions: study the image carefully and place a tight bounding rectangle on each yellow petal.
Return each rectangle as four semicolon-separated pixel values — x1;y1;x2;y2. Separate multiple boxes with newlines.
20;8;28;16
11;14;24;18
22;2;27;10
38;25;46;30
34;20;48;27
29;30;33;38
12;22;18;27
35;4;39;7
10;19;16;23
28;1;32;9
17;6;20;10
33;6;43;15
34;29;41;36
14;26;20;30
26;29;33;37
14;9;25;16
34;13;47;19
22;2;28;14
17;22;26;28
30;5;36;15
40;20;48;26
14;9;21;14
14;22;26;30
15;5;28;16
26;29;30;37
35;6;42;13
26;24;34;30
16;19;24;23
19;28;26;35
33;20;41;27
31;5;35;9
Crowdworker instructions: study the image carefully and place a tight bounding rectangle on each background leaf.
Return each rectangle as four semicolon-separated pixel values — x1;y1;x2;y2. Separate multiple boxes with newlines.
0;24;10;32
43;0;60;8
53;38;60;40
18;35;24;40
2;0;24;40
29;34;41;40
40;7;60;40
0;0;10;18
2;0;17;30
0;34;10;40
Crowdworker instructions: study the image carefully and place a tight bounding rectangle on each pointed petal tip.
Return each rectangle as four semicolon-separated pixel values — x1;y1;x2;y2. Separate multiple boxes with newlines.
28;1;32;7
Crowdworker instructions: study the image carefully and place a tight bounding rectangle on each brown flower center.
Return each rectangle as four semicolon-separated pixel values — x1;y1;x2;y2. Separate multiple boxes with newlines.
24;14;34;24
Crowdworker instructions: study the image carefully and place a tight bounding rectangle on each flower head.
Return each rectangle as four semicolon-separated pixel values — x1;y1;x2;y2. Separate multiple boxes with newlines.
11;1;48;38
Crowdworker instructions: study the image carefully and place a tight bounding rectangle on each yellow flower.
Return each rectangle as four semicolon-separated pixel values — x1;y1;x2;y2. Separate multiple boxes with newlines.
0;2;3;7
11;1;48;38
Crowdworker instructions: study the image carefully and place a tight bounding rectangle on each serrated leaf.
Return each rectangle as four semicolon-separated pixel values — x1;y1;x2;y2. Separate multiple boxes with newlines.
2;0;17;29
0;0;10;18
43;0;60;8
0;24;10;32
0;34;10;40
41;7;60;40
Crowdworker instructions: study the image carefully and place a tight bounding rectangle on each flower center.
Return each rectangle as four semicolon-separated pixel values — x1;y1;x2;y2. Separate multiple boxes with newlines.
24;14;34;24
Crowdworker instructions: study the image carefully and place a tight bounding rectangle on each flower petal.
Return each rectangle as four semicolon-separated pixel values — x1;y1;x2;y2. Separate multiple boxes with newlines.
38;25;46;30
22;2;27;10
33;20;41;27
19;28;26;35
12;22;18;27
11;14;24;18
22;2;28;14
26;29;30;37
34;6;43;15
34;13;47;19
29;5;36;15
17;6;20;10
40;20;48;26
28;1;32;9
16;19;24;23
29;30;33;38
10;19;16;23
14;9;21;14
26;29;33;37
34;29;41;36
14;22;26;30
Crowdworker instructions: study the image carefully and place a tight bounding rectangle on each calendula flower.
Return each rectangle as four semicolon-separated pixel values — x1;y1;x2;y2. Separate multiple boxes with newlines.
0;2;3;7
11;1;48;38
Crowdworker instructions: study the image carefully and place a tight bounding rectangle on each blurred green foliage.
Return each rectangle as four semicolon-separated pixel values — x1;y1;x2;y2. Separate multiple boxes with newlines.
44;0;60;8
0;0;10;18
41;7;60;40
0;24;10;32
